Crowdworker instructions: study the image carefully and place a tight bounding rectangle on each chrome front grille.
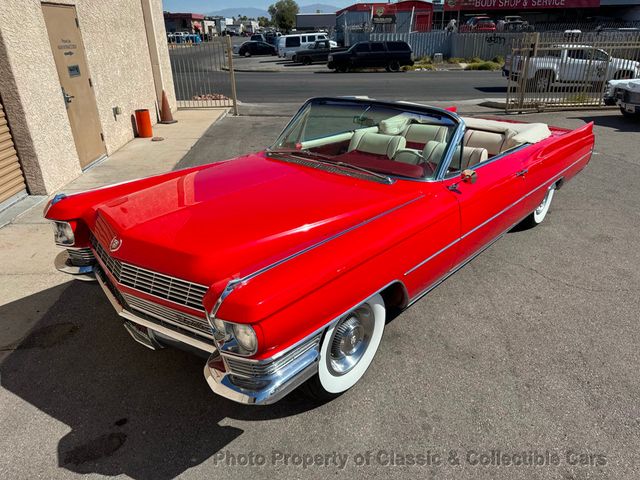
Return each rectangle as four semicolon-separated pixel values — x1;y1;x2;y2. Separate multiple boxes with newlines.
91;236;208;311
223;334;322;378
67;247;95;266
122;293;212;339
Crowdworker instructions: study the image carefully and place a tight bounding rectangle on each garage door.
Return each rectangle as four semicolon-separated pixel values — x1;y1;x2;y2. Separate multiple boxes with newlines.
0;98;27;205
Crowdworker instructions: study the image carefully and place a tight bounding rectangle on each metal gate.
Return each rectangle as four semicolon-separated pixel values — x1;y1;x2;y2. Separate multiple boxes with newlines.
505;33;640;112
168;35;238;113
0;97;27;207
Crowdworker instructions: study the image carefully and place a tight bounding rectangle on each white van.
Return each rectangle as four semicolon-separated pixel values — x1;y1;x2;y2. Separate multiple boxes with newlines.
277;32;335;58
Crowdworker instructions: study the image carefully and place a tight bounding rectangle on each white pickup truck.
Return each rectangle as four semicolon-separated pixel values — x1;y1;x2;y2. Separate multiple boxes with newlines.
504;45;640;91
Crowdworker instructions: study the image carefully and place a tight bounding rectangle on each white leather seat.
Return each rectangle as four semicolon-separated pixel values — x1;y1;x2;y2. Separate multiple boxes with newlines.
394;141;446;166
404;124;449;145
461;116;552;155
394;141;488;172
448;145;489;170
349;131;406;159
463;129;507;157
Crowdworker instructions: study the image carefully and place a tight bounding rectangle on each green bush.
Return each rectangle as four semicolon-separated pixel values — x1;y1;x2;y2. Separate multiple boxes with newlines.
492;55;505;64
464;61;502;71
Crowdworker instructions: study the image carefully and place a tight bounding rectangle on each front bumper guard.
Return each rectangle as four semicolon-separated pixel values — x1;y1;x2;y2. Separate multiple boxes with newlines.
54;250;97;282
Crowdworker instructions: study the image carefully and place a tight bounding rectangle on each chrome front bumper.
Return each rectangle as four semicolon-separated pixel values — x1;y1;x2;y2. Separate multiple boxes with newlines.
204;334;321;405
90;261;321;405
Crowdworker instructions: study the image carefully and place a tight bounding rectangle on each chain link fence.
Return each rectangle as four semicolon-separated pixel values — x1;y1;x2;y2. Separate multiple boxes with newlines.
168;36;238;112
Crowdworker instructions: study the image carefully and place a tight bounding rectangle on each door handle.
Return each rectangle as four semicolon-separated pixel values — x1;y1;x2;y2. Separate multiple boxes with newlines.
515;169;528;177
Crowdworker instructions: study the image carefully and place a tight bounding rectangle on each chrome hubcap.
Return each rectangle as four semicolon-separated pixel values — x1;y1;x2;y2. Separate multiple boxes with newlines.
535;189;552;215
328;305;374;376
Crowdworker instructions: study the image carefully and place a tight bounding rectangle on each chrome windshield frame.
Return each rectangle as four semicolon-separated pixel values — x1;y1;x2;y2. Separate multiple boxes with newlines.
269;96;463;183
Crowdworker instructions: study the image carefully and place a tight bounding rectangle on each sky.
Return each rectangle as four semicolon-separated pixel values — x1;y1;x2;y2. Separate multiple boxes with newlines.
162;1;354;14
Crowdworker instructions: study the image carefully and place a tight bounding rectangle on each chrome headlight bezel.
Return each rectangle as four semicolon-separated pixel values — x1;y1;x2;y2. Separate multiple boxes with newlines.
52;221;75;246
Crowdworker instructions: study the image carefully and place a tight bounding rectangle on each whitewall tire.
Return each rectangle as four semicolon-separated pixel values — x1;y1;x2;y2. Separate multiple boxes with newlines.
532;186;555;224
301;293;385;400
520;184;556;229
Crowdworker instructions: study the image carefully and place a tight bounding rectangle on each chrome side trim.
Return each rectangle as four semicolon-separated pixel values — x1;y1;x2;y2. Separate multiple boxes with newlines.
405;150;591;277
209;196;424;320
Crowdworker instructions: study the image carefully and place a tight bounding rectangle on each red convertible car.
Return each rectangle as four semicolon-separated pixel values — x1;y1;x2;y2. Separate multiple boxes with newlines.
45;98;594;405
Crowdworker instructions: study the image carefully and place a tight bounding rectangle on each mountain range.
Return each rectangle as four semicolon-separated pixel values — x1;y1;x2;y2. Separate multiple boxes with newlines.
209;4;339;19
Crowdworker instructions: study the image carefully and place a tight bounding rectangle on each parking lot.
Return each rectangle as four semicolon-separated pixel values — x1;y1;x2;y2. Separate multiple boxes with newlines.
2;100;640;479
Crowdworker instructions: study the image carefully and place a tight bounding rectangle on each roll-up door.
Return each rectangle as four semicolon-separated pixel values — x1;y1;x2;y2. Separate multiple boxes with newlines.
0;98;27;205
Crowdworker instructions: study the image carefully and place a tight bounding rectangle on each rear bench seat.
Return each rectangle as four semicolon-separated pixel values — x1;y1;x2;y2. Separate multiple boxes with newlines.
461;117;552;156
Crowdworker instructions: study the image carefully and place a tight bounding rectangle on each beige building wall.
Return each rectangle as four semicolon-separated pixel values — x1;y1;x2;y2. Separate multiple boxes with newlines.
0;0;176;196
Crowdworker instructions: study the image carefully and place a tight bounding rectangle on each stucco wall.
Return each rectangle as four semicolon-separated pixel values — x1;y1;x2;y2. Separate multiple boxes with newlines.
0;0;175;195
0;0;82;195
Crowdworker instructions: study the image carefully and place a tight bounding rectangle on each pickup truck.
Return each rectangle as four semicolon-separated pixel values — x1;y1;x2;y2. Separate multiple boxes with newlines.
504;45;640;91
292;40;346;65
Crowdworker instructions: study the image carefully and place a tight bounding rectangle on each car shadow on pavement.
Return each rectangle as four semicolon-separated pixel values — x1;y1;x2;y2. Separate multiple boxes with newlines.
570;113;640;132
0;282;323;480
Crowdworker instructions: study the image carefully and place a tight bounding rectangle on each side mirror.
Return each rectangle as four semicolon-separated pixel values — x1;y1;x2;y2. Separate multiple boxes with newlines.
461;169;477;184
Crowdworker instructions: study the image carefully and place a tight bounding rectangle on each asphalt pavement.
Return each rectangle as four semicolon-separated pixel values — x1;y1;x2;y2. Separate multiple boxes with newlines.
2;100;639;479
172;69;505;104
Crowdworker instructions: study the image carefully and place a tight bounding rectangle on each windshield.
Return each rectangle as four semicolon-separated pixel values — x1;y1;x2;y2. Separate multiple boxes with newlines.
270;99;459;180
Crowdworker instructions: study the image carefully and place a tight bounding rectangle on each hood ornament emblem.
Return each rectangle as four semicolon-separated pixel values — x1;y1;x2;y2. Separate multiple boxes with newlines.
109;236;122;252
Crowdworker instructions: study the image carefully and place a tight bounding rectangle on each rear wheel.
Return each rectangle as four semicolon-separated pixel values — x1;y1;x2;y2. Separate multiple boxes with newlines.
529;71;553;92
300;294;386;401
519;185;556;228
387;60;401;72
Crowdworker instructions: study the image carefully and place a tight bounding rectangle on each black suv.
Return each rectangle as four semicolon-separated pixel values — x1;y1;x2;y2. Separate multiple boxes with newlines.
328;41;414;72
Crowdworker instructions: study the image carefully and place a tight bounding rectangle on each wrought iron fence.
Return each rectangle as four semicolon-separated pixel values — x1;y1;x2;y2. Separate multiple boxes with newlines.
505;34;640;112
168;36;238;112
347;27;640;61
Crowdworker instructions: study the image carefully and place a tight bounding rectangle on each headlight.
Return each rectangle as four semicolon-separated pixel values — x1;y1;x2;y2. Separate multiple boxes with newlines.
232;324;257;353
53;221;75;246
211;317;227;335
328;55;333;61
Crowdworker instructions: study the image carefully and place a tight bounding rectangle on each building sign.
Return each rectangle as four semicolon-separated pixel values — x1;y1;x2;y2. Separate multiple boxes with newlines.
444;0;600;10
372;15;396;24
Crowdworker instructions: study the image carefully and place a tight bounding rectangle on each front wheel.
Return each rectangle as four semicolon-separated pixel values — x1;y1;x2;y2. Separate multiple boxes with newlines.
387;60;401;72
519;185;556;228
620;107;640;118
300;294;386;401
243;51;251;57
336;64;349;73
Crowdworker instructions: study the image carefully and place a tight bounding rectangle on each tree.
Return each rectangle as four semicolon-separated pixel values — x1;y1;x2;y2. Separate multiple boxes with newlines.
257;16;272;28
268;0;299;31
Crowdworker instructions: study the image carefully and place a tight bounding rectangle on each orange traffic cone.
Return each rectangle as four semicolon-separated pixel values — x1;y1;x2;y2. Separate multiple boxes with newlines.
159;90;177;124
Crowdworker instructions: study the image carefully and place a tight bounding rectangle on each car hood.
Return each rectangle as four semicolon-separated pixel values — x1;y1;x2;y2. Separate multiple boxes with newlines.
91;153;419;287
